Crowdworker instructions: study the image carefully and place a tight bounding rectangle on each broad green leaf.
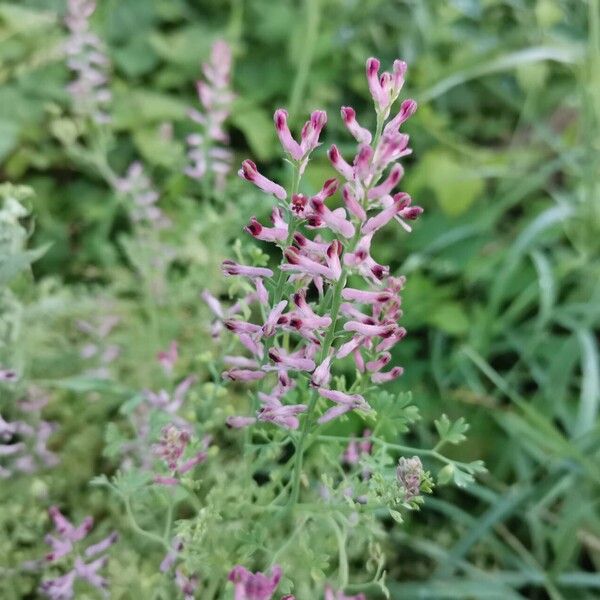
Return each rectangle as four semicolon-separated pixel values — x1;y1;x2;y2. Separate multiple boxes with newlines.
231;104;277;161
0;118;19;162
427;302;469;336
414;149;484;216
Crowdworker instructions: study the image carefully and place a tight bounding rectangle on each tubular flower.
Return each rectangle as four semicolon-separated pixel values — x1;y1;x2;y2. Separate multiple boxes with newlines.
209;56;420;433
64;0;111;123
186;39;234;190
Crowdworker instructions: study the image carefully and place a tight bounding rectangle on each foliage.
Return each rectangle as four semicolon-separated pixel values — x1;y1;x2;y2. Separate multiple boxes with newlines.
1;0;599;599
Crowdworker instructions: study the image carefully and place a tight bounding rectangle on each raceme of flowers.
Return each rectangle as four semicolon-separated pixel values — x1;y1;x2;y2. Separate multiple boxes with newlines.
0;384;58;479
206;56;422;432
40;506;118;599
115;162;170;229
64;0;111;123
186;39;235;190
227;565;366;600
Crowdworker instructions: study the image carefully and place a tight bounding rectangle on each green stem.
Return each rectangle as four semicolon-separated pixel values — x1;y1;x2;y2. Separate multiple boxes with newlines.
286;107;386;508
124;495;171;552
163;497;174;541
330;516;349;588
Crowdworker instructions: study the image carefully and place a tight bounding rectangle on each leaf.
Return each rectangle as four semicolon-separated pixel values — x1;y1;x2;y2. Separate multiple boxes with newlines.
434;414;469;445
413;150;485;216
0;118;20;162
371;391;420;439
133;128;185;168
113;36;159;77
427;302;470;336
113;90;188;129
49;376;131;396
389;509;404;524
418;45;584;102
231;103;277;162
437;464;455;485
0;244;50;286
0;5;55;32
575;329;600;436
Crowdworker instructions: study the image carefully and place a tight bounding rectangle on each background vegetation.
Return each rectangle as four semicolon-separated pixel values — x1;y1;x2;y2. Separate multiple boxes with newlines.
1;0;599;598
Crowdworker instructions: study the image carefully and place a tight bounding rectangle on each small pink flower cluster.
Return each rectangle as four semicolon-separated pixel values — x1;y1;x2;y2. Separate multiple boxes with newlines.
76;315;120;379
206;57;421;430
40;507;118;599
115;162;170;229
0;382;58;479
186;40;235;190
342;429;372;466
160;538;199;600
152;424;211;486
64;0;111;123
396;455;423;502
118;342;201;473
227;564;365;600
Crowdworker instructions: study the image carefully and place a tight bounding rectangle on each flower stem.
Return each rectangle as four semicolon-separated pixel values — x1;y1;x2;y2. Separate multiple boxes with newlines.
124;495;171;552
287;268;348;508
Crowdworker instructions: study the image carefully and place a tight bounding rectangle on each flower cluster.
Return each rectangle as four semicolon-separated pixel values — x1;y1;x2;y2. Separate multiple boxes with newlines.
342;430;372;465
396;455;424;502
0;387;58;479
115;162;170;229
228;565;283;600
210;56;421;431
120;349;197;470
40;506;118;599
76;315;120;379
186;39;235;190
227;565;366;600
152;424;210;486
64;0;111;123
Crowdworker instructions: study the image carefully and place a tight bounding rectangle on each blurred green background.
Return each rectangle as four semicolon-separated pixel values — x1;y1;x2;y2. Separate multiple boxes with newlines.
1;0;599;598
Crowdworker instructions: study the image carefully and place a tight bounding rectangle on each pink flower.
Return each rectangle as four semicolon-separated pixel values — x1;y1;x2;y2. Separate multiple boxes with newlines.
245;216;288;243
176;569;200;600
238;160;287;200
267;347;316;372
371;366;404;383
300;110;327;155
274;109;304;160
0;368;17;381
223;369;266;382
152;425;209;484
40;506;117;599
157;341;178;375
342;185;366;222
226;416;257;429
317;388;371;423
368;163;404;200
325;585;366;600
262;301;288;338
186;39;234;189
328;145;354;180
228;565;282;600
64;0;111;123
340;106;372;144
222;260;273;279
310;198;355;239
384;99;417;135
